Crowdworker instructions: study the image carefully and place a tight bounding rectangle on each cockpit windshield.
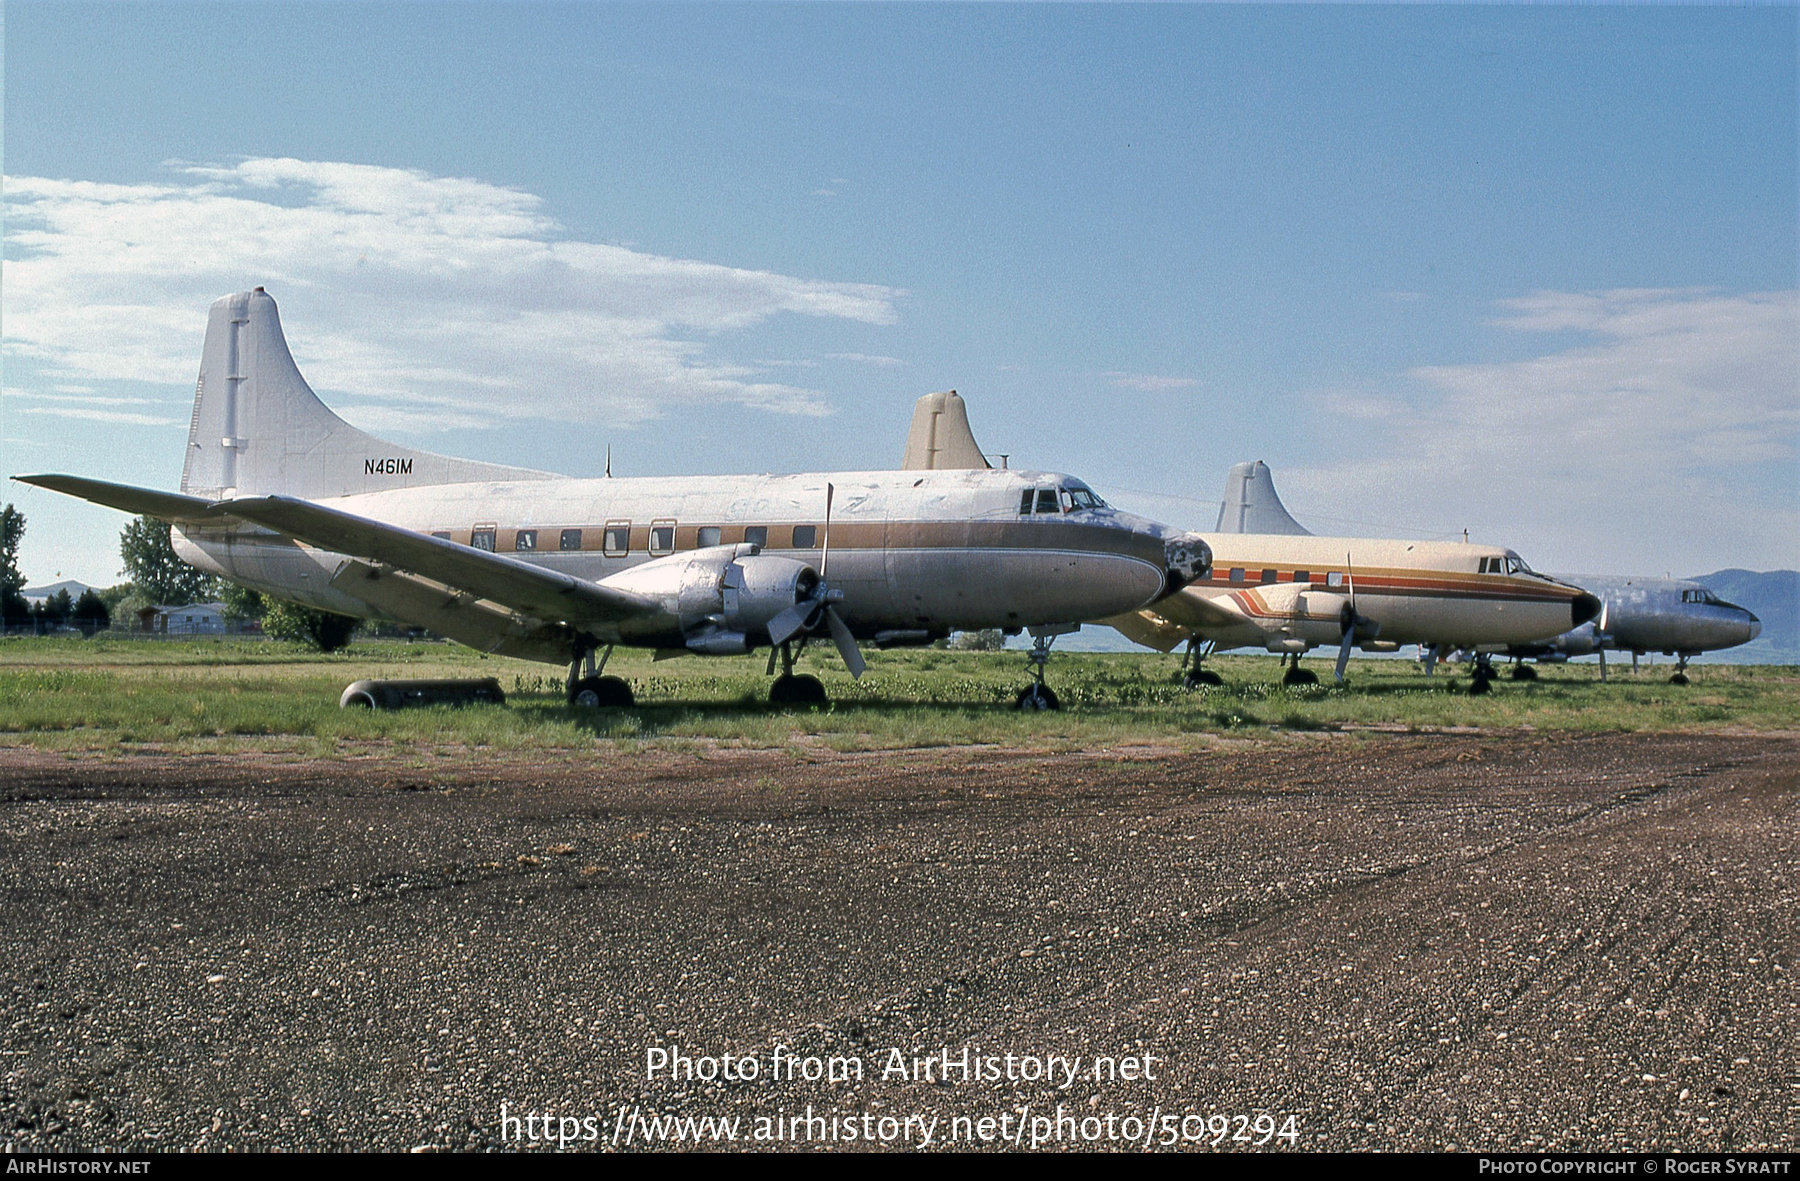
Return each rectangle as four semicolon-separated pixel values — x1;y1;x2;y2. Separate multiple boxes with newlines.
1062;483;1106;511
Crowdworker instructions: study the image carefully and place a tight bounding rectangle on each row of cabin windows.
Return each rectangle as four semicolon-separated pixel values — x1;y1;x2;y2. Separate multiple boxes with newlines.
435;523;818;558
1215;568;1340;587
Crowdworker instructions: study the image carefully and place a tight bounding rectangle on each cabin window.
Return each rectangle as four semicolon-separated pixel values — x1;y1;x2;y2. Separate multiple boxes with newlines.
1327;571;1344;588
471;527;496;553
1293;570;1310;584
514;529;537;552
744;526;768;548
1228;568;1245;584
431;531;451;541
697;526;721;548
649;521;675;556
560;529;583;552
603;523;630;557
792;525;817;548
1260;569;1277;585
1035;489;1059;515
1020;490;1036;515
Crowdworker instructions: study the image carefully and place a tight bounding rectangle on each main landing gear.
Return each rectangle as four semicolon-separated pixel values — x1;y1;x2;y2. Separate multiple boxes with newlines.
1669;654;1692;687
767;639;828;708
1015;627;1071;711
1180;638;1222;688
568;644;634;708
1279;652;1318;687
1508;658;1538;681
1467;653;1496;696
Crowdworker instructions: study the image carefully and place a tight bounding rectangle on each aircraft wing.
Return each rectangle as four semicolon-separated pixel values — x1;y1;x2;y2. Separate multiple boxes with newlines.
1142;588;1243;631
219;494;657;627
13;474;234;525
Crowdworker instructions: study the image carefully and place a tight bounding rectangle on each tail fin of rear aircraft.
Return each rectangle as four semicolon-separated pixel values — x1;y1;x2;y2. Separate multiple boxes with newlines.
899;390;992;470
179;289;555;501
1215;460;1312;535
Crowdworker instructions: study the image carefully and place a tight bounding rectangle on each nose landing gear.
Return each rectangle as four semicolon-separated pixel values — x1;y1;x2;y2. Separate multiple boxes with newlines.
1015;626;1074;711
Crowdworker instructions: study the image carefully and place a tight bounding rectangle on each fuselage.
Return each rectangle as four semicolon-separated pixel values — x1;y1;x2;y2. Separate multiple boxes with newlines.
176;467;1182;648
1172;533;1598;651
1511;575;1761;660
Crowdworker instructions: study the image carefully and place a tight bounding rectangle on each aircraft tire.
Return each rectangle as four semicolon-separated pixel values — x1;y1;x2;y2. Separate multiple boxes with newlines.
1467;675;1492;696
1184;669;1223;689
571;675;634;708
1015;684;1062;711
1509;664;1538;681
1669;672;1690;686
1282;667;1318;687
771;674;828;708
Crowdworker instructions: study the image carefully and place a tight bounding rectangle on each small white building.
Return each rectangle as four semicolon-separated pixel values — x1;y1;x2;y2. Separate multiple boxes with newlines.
141;602;229;635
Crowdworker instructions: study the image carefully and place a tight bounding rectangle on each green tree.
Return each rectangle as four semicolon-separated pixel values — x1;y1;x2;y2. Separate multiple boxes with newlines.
0;505;29;629
71;589;112;637
263;600;360;653
119;516;217;606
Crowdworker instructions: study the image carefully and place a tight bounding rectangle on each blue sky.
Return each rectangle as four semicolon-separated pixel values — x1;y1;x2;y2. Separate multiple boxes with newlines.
4;2;1796;589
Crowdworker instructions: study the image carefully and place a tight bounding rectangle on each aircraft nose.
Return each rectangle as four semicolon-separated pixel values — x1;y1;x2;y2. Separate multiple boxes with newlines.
1571;592;1603;628
1745;611;1762;642
1163;532;1212;594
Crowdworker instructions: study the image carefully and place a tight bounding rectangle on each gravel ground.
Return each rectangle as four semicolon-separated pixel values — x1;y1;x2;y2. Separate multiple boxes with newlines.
1;732;1794;1152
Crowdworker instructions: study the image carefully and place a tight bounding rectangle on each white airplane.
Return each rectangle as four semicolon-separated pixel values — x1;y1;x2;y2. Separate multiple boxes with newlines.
1111;461;1600;690
900;415;1600;692
1495;575;1761;684
16;289;1210;709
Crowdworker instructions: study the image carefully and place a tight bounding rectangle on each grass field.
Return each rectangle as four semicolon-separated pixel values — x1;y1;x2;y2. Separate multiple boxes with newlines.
0;636;1794;755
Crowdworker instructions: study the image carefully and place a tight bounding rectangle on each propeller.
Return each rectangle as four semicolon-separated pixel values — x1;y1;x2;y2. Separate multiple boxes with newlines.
764;483;867;679
1334;553;1380;684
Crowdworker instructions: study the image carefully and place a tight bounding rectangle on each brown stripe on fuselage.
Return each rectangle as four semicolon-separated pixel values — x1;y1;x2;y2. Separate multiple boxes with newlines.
1198;567;1577;604
422;517;1163;563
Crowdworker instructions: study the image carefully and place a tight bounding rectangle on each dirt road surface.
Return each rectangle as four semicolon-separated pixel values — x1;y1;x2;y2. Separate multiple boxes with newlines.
2;732;1794;1151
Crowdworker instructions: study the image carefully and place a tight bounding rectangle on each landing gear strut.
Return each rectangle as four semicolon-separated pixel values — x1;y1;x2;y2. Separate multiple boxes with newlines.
1280;653;1318;687
1015;628;1067;711
1181;638;1222;688
767;639;827;707
568;644;634;707
1669;655;1691;686
1467;652;1496;696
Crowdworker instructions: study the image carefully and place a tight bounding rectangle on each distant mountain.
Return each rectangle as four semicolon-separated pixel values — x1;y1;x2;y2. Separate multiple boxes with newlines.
21;579;95;605
1690;569;1798;662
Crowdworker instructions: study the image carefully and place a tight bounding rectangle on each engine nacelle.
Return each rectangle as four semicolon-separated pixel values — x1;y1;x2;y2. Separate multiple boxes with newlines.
597;545;820;650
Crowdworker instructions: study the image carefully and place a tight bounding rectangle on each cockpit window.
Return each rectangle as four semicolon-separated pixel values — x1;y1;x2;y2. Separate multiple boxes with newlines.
1035;489;1059;514
1062;485;1105;510
1682;588;1720;605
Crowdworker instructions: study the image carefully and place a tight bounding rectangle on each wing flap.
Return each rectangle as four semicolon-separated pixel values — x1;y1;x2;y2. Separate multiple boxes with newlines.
222;494;655;628
329;561;576;664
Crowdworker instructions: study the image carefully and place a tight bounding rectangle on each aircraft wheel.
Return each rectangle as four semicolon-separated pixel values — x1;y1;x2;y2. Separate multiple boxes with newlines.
1509;664;1538;681
1184;669;1223;689
570;675;634;708
1468;675;1492;696
770;673;828;708
1282;667;1318;687
1015;684;1062;711
1669;672;1690;686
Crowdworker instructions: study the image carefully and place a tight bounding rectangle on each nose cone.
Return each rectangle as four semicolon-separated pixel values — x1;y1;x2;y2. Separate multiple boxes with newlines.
1572;592;1603;628
1745;610;1762;642
1163;532;1212;594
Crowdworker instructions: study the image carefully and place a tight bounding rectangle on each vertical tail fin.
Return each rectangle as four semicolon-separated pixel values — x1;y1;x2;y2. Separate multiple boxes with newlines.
899;390;992;470
1214;460;1312;535
180;289;555;501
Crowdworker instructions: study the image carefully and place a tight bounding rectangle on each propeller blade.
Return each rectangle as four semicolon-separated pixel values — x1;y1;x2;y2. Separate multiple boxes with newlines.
767;600;815;648
1345;551;1356;613
820;482;835;582
825;605;866;680
1598;599;1610;635
1335;624;1354;683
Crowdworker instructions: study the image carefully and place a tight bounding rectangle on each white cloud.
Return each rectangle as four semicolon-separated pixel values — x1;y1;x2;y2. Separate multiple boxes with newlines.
4;158;904;430
20;406;185;427
1285;288;1800;571
1104;372;1199;392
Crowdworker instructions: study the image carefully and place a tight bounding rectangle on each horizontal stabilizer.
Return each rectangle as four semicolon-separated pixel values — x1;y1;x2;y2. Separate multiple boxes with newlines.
13;474;231;524
219;494;656;628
